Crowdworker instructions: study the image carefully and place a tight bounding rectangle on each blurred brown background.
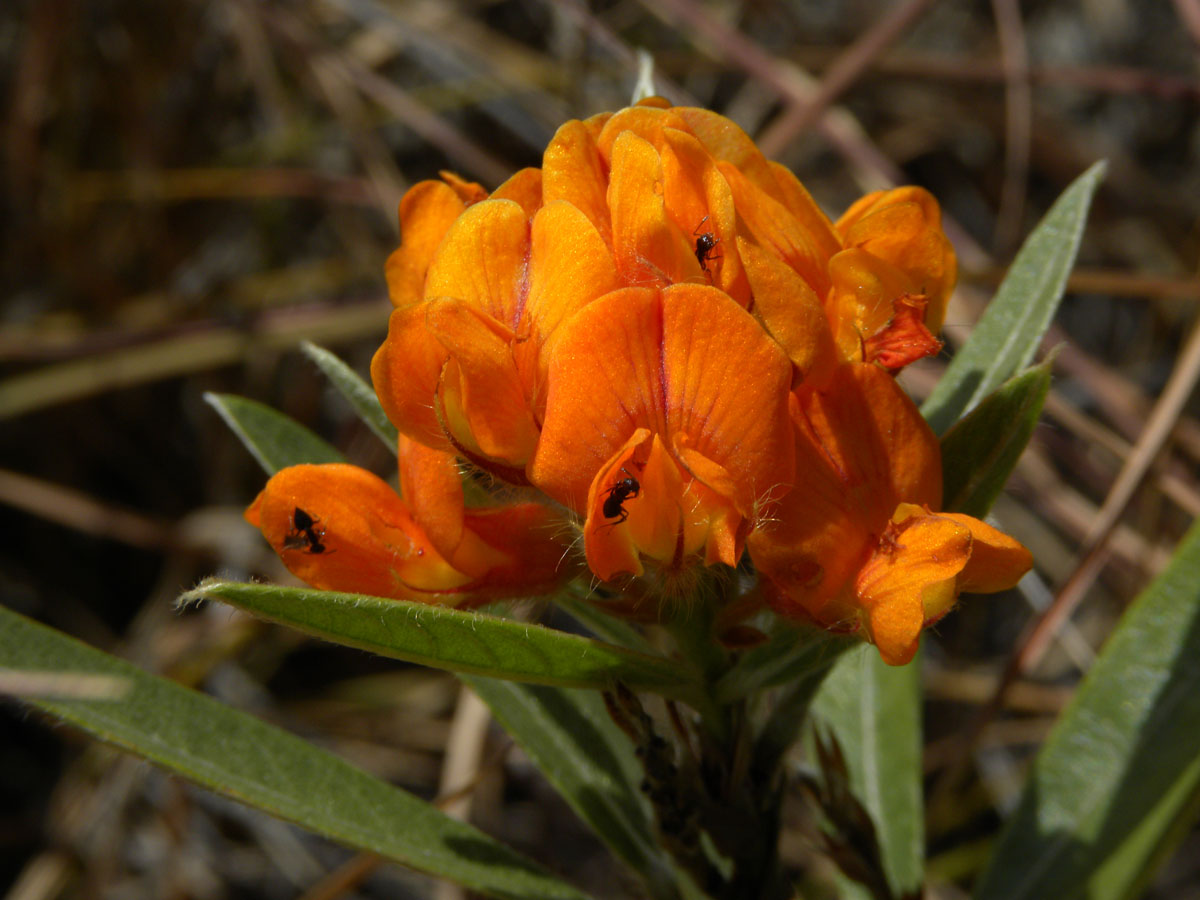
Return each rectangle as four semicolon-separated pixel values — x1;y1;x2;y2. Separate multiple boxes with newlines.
2;1;1199;898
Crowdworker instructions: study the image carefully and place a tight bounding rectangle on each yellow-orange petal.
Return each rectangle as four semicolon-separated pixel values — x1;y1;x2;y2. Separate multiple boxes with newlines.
718;160;832;297
529;283;794;515
490;167;544;219
674;107;777;193
624;433;687;566
595;105;691;164
635;96;674;110
371;301;452;451
659;283;795;513
660;128;749;305
426;299;539;466
836;186;957;333
583;430;651;579
608;131;700;287
246;464;472;598
425;199;530;328
669;438;746;566
825;247;916;363
530;287;661;510
385;180;465;308
397;436;505;579
542;119;612;246
462;501;579;595
799;362;942;514
738;236;837;386
522;200;621;384
857;513;972;665
747;412;871;622
939;513;1033;593
768;161;842;260
440;170;488;205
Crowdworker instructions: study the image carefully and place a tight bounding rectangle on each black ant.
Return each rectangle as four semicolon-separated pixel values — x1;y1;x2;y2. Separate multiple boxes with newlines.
600;472;640;528
693;215;720;273
283;506;330;554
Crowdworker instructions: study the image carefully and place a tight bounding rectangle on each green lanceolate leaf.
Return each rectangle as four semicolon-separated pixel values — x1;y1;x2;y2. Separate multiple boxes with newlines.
185;580;699;698
923;161;1105;435
463;676;680;898
0;606;590;900
812;646;925;898
205;392;343;474
974;520;1200;900
940;362;1051;518
301;341;399;450
753;662;841;783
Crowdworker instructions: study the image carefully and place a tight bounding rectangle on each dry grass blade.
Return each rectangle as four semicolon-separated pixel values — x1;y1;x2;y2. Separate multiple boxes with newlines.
1016;311;1200;672
755;0;938;156
990;0;1032;256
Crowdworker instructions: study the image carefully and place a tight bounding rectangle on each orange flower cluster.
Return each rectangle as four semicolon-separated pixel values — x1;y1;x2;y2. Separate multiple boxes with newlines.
247;99;1030;665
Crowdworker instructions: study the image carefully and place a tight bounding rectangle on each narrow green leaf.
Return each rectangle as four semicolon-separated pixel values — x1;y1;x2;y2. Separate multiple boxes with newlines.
301;341;399;450
463;676;680;897
0;606;589;900
185;580;699;698
752;661;839;781
940;362;1051;518
714;624;854;704
205;392;343;474
812;646;924;896
975;520;1200;900
923;161;1104;435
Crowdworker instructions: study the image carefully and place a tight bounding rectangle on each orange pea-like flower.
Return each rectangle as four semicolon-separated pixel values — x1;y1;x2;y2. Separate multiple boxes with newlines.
747;362;1031;665
244;442;575;605
363;98;987;610
372;190;621;481
538;98;954;378
528;283;794;581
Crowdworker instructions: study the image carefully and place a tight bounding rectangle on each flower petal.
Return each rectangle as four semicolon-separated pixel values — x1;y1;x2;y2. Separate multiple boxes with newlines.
825;248;915;362
608;131;700;287
768;161;842;260
490;167;543;219
675;107;777;192
856;513;972;665
531;284;793;516
940;512;1033;593
522;199;622;380
371;300;452;450
748;412;871;625
583;430;651;580
659;283;795;515
529;287;664;510
542;119;611;246
397;436;505;579
738;236;837;386
718;161;832;297
426;299;540;466
245;464;472;598
836;186;957;333
595;105;691;164
425;198;530;328
439;170;488;205
462;501;579;595
660;128;749;305
798;362;942;514
863;292;942;372
384;180;465;308
669;439;745;566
